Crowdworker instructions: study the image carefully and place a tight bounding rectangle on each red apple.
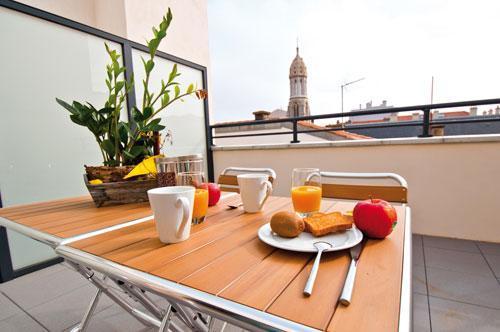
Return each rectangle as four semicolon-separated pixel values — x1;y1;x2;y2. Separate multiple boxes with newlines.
199;182;221;206
353;198;397;239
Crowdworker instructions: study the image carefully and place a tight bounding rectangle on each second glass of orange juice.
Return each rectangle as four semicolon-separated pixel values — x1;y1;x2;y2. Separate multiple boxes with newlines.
291;168;322;217
177;172;209;224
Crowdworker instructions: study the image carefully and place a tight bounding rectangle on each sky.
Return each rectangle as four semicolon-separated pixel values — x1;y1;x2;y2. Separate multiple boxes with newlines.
207;0;500;123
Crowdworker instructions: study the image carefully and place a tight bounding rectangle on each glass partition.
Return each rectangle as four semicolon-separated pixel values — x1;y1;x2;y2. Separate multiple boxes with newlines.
0;7;123;269
131;49;208;167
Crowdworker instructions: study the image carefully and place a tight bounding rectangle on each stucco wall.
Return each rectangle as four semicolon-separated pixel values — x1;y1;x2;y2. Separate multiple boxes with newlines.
16;0;209;67
213;136;500;242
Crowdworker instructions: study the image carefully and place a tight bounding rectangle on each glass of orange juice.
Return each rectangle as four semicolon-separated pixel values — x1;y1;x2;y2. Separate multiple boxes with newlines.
291;168;322;217
177;172;208;224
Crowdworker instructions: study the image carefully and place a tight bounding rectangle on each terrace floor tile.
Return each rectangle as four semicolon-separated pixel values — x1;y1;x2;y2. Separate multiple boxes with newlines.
412;293;431;332
477;241;500;256
0;311;46;332
429;296;500;332
27;283;114;331
484;254;500;278
424;247;494;277
413;264;427;295
0;264;87;310
0;291;22;321
423;236;480;253
426;267;500;309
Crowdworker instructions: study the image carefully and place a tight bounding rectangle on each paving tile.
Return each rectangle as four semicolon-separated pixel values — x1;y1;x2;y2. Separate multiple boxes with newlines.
0;291;22;321
0;264;66;292
27;283;114;331
426;267;500;309
477;242;500;256
413;265;427;295
429;296;500;332
424;247;493;277
413;242;425;266
412;293;431;332
484;254;500;278
423;236;479;253
413;234;423;248
1;264;87;310
0;311;46;332
75;303;155;332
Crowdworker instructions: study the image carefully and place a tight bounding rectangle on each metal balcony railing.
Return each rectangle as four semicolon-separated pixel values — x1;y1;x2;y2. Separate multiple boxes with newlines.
209;98;500;144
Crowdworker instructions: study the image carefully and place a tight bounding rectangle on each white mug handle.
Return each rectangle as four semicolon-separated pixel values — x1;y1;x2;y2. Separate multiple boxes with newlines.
259;180;273;210
175;196;190;238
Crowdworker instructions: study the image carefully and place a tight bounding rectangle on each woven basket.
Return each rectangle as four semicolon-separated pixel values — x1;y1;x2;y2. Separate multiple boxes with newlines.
84;174;157;207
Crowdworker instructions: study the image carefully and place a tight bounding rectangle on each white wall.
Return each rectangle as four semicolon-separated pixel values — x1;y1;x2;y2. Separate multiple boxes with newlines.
213;136;500;243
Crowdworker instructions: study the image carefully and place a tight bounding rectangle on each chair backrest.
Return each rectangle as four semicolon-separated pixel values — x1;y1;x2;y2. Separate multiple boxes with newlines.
319;172;408;203
217;167;276;193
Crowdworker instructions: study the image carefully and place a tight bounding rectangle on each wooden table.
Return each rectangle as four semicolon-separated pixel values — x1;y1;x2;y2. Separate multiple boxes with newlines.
0;196;153;247
63;194;409;332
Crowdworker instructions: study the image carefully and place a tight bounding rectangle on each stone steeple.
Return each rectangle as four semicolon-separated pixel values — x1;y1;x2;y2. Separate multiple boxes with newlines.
287;46;310;118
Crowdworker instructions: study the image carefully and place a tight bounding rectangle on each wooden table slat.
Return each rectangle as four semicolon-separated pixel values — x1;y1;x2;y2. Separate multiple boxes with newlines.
326;203;406;332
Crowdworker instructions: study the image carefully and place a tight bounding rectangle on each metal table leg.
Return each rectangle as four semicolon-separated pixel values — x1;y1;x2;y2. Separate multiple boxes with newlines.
69;288;102;332
66;261;161;328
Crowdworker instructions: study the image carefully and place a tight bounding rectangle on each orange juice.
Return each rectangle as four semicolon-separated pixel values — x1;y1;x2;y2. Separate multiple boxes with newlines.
291;186;322;214
193;188;209;220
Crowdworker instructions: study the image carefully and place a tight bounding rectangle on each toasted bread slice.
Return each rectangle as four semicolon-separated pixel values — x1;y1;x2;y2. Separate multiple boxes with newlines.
303;212;353;237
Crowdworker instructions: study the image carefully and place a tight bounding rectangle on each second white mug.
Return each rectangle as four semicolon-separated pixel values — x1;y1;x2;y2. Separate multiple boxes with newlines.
237;174;273;213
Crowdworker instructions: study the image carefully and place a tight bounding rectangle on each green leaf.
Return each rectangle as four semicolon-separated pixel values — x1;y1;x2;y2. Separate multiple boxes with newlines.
186;83;194;94
55;98;77;114
98;107;114;114
168;64;178;83
143;107;153;119
118;123;128;145
115;81;125;92
174;85;180;98
101;139;115;156
161;93;170;108
132;107;144;122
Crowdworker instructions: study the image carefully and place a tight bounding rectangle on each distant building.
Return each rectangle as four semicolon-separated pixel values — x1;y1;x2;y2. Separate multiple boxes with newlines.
213;46;370;145
350;100;393;123
347;105;500;138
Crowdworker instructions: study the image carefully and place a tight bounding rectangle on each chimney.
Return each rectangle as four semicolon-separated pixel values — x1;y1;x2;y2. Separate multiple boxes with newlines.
488;109;493;115
252;110;270;121
496;106;500;115
382;100;387;107
412;112;420;121
432;110;439;119
431;125;445;136
469;106;477;116
366;101;372;108
389;112;398;122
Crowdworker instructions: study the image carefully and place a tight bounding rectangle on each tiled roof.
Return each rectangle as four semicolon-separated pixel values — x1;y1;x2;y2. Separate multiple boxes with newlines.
212;119;371;140
297;121;371;140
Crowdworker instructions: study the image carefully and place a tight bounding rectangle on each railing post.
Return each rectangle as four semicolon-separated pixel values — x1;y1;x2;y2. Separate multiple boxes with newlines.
419;108;432;137
290;120;300;143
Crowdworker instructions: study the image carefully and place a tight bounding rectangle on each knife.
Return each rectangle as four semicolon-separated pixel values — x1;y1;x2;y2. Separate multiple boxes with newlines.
339;241;364;306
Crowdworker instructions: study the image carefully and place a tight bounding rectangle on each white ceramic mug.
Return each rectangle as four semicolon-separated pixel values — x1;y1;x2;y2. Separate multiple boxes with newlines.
147;186;195;244
237;174;273;213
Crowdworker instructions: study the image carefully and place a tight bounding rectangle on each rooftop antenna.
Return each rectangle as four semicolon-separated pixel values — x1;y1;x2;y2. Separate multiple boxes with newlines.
341;77;365;125
430;76;434;104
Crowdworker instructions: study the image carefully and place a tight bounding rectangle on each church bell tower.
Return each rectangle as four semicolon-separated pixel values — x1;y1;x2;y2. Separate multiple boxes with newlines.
287;46;310;118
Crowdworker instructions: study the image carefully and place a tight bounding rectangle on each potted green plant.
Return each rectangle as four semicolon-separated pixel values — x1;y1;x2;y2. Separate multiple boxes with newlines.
56;8;206;207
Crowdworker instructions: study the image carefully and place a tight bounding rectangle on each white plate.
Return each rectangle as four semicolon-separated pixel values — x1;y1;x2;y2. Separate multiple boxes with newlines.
257;223;363;252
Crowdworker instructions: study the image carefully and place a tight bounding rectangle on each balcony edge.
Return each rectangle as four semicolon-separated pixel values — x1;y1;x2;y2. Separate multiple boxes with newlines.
212;134;500;151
